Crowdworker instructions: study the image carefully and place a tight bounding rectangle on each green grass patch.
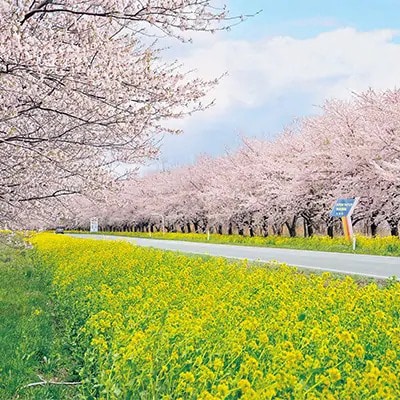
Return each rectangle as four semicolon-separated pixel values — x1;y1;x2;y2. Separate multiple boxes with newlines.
70;231;400;257
0;243;79;399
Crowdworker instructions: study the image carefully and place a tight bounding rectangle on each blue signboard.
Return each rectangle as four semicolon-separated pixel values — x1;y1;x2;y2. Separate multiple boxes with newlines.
330;198;357;218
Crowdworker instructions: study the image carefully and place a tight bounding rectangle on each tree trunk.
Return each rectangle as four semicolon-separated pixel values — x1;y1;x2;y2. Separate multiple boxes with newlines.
272;224;282;236
228;223;233;235
285;217;297;237
387;219;399;237
327;225;334;238
306;219;314;237
285;222;296;238
371;222;378;237
261;218;269;237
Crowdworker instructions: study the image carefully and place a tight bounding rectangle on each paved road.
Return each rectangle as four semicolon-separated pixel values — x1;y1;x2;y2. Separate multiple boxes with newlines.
70;234;400;279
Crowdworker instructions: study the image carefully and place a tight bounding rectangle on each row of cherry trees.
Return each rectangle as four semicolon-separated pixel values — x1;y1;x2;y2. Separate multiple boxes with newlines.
70;89;400;237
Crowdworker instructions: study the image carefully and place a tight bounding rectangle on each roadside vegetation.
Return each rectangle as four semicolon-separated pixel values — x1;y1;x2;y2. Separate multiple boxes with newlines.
30;233;400;398
73;231;400;257
0;235;79;399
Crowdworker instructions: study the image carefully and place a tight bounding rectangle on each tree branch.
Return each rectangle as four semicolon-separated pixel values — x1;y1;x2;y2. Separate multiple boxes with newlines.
23;374;81;388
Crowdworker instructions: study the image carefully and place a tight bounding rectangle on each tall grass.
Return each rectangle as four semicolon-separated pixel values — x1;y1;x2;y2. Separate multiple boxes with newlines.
0;241;79;399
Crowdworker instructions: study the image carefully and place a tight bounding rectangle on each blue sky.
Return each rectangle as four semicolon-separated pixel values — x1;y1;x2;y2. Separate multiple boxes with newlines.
229;0;400;37
146;1;400;171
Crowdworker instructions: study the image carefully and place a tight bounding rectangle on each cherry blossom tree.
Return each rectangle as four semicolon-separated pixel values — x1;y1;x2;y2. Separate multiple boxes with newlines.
68;88;400;238
0;0;247;226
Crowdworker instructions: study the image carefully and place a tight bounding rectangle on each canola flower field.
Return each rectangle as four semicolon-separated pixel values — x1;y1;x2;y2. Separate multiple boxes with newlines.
78;231;400;257
31;234;400;399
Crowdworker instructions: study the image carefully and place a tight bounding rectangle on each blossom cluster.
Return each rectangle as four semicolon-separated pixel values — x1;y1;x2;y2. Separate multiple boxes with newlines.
33;234;400;399
0;0;236;225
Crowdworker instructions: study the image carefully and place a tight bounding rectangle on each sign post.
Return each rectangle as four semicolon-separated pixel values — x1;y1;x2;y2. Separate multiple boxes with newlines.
90;217;99;233
330;198;359;241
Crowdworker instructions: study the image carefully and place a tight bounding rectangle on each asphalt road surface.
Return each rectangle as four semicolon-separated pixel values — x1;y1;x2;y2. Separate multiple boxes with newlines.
70;234;400;279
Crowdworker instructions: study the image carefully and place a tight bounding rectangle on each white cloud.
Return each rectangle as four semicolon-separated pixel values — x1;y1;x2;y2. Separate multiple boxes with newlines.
153;28;400;167
179;28;400;115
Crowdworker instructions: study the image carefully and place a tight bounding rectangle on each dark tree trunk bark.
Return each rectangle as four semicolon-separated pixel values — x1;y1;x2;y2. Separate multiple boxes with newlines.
249;225;254;237
371;222;378;237
272;224;282;236
285;217;297;237
387;219;399;237
261;218;269;237
306;220;314;237
228;223;233;235
285;223;296;238
391;225;399;237
217;224;223;235
327;225;334;238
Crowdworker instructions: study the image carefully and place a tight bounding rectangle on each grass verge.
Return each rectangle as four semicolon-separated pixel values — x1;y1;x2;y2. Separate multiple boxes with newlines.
0;243;79;399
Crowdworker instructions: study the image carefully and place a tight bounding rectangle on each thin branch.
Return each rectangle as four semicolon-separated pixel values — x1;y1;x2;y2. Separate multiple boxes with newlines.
18;190;81;202
23;374;81;389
